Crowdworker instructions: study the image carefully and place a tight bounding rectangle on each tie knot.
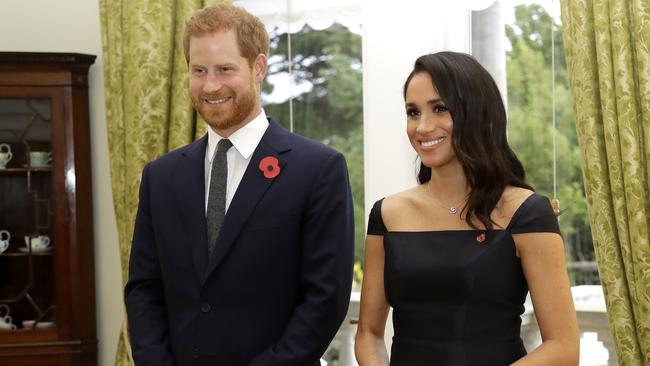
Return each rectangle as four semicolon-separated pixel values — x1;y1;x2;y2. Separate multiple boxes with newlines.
217;139;233;153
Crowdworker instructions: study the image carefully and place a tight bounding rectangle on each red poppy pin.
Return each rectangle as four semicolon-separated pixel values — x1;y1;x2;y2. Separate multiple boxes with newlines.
476;232;486;243
259;156;281;179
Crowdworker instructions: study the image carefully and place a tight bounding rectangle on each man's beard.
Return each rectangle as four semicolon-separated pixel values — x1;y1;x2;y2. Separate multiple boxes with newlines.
192;80;258;132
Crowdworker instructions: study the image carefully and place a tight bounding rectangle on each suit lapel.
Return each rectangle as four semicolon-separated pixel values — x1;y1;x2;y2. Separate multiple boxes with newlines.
203;119;291;284
173;135;209;281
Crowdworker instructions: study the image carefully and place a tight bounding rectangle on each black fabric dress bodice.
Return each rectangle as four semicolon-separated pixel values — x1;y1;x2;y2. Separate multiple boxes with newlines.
367;193;560;366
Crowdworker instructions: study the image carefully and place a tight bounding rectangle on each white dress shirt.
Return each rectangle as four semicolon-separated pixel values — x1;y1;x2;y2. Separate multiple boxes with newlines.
204;109;269;214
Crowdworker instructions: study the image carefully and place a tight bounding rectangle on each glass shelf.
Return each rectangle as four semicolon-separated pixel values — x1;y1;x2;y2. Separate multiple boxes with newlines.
0;167;52;173
0;251;54;257
0;97;56;340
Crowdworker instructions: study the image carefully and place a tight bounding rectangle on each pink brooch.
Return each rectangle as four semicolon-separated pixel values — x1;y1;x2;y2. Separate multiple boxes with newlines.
476;232;486;243
259;156;280;179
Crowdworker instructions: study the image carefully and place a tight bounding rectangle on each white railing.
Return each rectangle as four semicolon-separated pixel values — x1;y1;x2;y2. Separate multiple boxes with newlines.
522;285;615;365
330;285;615;366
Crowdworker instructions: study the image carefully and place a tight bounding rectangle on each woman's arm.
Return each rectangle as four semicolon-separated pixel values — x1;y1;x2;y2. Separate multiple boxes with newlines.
355;234;391;366
512;232;580;366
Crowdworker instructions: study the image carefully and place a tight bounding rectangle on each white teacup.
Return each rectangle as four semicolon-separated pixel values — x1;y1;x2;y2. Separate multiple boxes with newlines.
22;320;56;330
29;151;52;167
0;305;16;331
24;235;50;251
0;143;12;169
0;230;10;254
0;316;16;331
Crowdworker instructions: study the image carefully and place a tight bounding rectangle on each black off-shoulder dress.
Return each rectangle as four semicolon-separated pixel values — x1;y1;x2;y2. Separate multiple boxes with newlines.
367;193;560;366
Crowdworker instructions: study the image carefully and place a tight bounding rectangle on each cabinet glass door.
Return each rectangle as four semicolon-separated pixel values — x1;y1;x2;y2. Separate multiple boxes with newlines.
0;97;57;333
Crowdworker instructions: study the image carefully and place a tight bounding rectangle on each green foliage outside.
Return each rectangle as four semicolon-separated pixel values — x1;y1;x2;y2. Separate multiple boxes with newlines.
261;24;366;286
506;4;594;264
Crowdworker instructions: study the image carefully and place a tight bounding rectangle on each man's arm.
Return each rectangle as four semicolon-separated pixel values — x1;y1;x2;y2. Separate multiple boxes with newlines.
250;152;355;366
124;164;175;366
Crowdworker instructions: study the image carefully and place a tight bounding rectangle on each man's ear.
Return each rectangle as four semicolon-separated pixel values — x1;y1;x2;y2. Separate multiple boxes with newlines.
253;53;268;83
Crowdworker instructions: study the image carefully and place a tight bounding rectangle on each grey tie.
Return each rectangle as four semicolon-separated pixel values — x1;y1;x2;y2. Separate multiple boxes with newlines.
206;139;232;257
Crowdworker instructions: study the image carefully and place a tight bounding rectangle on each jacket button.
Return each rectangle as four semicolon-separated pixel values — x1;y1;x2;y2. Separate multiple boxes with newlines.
200;303;211;313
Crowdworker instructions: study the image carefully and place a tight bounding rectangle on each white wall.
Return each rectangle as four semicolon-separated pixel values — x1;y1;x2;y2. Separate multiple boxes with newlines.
0;1;122;366
362;1;471;210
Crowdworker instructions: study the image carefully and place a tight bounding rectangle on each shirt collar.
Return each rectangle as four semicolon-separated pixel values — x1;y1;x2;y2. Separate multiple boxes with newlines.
207;109;269;162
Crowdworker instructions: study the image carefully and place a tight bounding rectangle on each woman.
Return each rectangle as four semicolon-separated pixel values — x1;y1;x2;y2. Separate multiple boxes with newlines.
355;52;579;365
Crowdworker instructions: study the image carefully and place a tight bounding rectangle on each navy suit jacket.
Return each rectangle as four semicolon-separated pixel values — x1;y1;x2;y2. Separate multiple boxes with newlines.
125;119;355;366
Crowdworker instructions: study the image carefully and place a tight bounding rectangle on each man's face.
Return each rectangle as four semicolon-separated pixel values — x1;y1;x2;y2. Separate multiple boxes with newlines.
188;30;266;136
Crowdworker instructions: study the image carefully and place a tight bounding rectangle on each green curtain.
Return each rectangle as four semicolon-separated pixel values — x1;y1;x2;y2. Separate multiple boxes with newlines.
560;0;650;364
99;0;226;365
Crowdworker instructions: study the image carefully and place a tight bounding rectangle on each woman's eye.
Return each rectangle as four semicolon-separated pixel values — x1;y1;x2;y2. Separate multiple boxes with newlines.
406;108;420;118
433;104;448;113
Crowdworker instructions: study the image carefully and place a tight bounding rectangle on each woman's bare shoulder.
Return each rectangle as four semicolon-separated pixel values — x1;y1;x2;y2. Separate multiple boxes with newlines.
499;186;535;218
381;186;424;223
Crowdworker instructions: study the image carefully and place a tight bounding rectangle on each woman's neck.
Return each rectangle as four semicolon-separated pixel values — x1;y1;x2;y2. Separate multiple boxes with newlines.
426;163;469;204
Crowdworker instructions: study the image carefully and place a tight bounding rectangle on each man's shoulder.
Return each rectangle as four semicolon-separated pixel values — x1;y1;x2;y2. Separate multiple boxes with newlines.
287;131;340;159
267;118;337;157
147;136;206;170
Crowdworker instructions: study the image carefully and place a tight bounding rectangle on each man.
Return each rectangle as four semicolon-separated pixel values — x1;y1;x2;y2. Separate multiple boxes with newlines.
124;4;355;366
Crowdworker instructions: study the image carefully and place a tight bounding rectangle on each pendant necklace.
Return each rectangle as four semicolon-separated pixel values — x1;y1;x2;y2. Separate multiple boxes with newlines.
426;183;468;215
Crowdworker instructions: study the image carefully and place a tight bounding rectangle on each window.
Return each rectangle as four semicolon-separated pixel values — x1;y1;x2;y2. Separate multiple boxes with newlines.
499;2;596;285
235;1;365;289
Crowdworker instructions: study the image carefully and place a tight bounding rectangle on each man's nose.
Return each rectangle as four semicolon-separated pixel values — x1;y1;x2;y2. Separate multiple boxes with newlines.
203;73;223;93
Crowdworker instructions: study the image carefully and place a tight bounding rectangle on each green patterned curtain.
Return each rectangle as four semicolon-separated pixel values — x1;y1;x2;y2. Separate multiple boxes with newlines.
560;0;650;364
99;0;227;365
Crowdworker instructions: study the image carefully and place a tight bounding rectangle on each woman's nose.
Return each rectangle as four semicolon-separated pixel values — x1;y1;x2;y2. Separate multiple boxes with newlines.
416;114;436;134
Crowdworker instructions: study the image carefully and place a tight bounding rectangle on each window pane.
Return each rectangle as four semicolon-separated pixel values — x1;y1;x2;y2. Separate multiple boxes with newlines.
503;3;596;286
263;23;365;287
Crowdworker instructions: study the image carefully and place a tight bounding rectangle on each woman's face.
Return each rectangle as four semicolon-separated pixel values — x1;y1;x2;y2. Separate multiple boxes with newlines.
405;72;457;169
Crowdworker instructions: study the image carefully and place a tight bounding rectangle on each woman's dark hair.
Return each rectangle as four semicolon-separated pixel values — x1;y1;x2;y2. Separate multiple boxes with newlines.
403;51;533;230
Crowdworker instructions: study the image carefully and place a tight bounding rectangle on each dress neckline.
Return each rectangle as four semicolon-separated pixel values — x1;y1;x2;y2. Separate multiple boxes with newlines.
383;192;539;234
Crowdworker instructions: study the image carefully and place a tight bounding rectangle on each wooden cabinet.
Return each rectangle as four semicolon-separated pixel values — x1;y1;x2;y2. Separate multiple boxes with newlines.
0;52;97;366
